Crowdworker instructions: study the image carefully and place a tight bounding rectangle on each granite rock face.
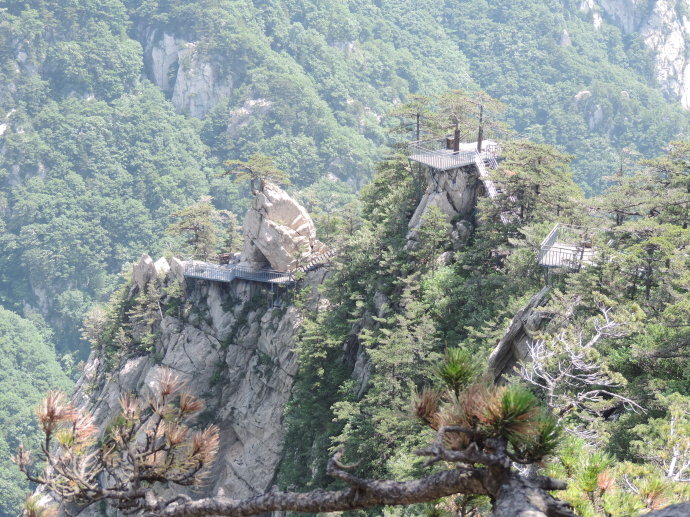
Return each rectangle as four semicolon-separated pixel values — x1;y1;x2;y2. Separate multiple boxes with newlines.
406;165;481;245
132;254;168;291
241;181;327;271
142;28;233;117
581;0;690;109
71;260;330;511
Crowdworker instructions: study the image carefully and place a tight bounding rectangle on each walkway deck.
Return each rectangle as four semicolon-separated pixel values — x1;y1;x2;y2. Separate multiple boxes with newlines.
183;248;336;285
408;139;500;172
184;262;294;284
538;244;596;269
537;224;598;270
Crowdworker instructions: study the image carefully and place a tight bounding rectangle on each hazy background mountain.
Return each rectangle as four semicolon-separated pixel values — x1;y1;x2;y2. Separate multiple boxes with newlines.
1;0;688;356
1;1;690;515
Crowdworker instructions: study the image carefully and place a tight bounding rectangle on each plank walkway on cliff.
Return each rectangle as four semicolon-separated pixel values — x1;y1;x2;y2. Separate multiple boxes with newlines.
183;248;336;285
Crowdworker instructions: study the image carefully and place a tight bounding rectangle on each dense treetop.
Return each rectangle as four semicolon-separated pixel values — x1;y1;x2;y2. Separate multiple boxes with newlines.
0;307;71;516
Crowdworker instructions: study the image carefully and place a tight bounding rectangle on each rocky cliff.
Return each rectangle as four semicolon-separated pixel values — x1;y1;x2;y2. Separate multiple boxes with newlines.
581;0;690;108
72;257;328;509
62;184;332;512
140;26;233;117
406;164;480;247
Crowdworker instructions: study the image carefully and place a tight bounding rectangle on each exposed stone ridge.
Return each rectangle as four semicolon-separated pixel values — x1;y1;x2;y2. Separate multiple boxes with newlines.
581;0;690;109
241;181;328;271
132;254;170;291
141;27;233;117
406;165;479;248
71;255;330;514
488;286;551;382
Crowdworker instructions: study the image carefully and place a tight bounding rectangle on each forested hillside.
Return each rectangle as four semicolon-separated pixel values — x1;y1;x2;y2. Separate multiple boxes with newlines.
277;112;690;515
0;1;689;515
1;0;689;357
0;307;69;515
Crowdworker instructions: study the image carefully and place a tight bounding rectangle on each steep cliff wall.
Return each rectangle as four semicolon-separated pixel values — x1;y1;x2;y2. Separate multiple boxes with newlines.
406;164;481;246
581;0;690;108
140;27;233;117
72;259;329;508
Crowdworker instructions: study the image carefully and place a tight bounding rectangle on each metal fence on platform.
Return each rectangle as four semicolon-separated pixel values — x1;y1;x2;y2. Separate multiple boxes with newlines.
183;262;294;284
408;137;501;172
538;224;598;270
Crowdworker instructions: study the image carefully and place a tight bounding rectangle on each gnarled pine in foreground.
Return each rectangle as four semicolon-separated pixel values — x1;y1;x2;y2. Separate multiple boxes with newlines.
14;367;690;517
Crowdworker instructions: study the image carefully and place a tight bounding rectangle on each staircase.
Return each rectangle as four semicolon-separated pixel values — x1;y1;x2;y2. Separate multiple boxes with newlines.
474;151;511;224
295;248;337;273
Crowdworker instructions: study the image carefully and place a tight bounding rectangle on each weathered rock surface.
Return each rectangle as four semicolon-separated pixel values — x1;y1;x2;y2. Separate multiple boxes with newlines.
132;254;156;291
141;27;233;117
406;165;481;245
132;254;169;291
241;182;327;271
488;286;551;382
580;0;690;109
72;262;330;510
643;502;690;517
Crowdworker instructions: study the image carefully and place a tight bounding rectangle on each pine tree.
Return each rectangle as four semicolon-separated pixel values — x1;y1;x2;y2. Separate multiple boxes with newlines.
223;153;290;194
166;196;219;260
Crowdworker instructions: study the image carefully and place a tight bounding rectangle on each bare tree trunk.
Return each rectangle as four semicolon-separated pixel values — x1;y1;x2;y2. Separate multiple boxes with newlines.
491;474;575;517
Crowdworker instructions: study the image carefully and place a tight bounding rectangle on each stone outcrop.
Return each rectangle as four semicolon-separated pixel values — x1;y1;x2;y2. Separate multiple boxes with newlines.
132;254;170;291
487;286;551;382
406;165;481;246
580;0;690;109
72;258;330;510
141;28;233;117
241;181;327;271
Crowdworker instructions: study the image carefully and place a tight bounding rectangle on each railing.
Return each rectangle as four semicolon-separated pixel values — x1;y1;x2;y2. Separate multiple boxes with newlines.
183;262;294;284
183;247;339;285
537;224;560;264
184;262;238;282
473;151;513;224
296;248;337;272
408;136;501;170
408;138;478;171
538;224;598;270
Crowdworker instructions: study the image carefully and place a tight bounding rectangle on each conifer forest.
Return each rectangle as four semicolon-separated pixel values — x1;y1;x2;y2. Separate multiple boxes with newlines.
0;1;689;516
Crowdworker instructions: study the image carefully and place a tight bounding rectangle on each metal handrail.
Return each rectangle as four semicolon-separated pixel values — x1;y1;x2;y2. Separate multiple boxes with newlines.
183;262;294;284
539;224;560;249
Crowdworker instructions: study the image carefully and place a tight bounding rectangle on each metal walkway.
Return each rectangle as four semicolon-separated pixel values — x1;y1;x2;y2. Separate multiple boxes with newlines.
537;224;597;270
184;262;294;284
182;249;336;285
408;138;501;172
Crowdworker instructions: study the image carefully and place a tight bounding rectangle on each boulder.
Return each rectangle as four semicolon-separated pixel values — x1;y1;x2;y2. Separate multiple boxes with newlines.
170;256;186;283
154;257;170;277
132;254;157;291
240;182;327;271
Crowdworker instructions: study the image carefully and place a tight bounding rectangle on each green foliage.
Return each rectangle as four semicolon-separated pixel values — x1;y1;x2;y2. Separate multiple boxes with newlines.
0;85;210;355
1;0;688;359
222;153;290;193
435;347;479;396
166;197;220;260
0;307;71;516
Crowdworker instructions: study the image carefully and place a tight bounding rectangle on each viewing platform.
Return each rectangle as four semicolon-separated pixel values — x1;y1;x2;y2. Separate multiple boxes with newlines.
408;138;500;172
408;135;511;223
538;224;598;270
184;262;294;284
182;248;336;286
